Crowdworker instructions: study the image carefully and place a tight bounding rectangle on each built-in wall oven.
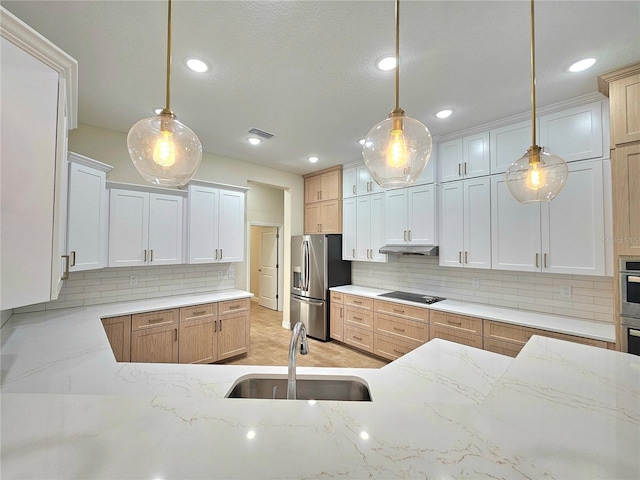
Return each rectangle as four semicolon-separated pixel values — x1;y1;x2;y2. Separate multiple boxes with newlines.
620;259;640;356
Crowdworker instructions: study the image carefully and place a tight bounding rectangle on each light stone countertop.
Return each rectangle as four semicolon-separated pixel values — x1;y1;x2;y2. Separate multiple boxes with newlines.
2;290;639;479
331;284;616;342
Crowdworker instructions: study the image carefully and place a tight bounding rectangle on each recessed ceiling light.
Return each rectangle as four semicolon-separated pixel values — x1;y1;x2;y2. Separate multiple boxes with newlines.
248;137;261;145
377;56;396;71
436;109;453;119
308;156;319;163
358;138;366;145
185;57;209;73
568;58;596;73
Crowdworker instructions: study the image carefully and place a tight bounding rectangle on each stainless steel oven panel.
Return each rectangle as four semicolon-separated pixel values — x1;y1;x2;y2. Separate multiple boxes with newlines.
620;317;640;356
620;272;640;319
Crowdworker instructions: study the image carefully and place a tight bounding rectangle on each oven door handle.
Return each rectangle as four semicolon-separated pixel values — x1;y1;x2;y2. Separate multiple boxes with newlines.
628;276;640;283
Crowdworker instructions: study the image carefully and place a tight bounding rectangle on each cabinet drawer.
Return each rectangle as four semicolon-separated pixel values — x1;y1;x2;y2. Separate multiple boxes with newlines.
374;333;421;361
219;298;250;315
344;294;373;310
485;320;528;345
431;311;482;335
180;303;217;323
131;309;178;331
344;306;373;330
330;291;344;303
374;300;429;322
343;325;373;352
430;324;483;349
374;312;428;343
532;329;608;348
483;337;523;358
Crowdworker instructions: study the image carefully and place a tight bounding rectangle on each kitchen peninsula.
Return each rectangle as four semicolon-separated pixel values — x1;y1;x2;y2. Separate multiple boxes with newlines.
1;293;638;479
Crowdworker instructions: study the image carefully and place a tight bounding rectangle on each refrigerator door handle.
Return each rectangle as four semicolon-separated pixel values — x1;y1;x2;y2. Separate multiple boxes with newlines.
303;240;310;291
293;296;324;307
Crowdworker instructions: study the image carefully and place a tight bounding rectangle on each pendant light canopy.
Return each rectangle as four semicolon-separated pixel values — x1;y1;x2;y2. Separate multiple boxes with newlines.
127;0;202;187
362;0;432;189
505;0;568;203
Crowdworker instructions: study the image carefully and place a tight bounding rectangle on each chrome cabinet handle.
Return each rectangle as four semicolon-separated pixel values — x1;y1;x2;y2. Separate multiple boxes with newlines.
70;251;76;267
544;253;547;268
61;255;70;280
150;249;154;262
458;163;462;176
459;251;462;264
408;230;412;241
144;249;147;262
464;251;468;264
352;185;356;194
352;248;355;258
403;230;407;241
535;253;539;268
220;249;222;260
464;162;468;175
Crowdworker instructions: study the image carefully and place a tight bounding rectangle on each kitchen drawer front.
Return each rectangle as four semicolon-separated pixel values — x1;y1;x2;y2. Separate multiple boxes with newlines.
483;337;523;358
531;328;608;348
219;298;250;316
343;324;373;352
344;305;373;330
374;312;428;344
330;291;344;303
431;311;482;335
374;300;429;323
132;309;179;331
180;303;217;323
343;294;373;311
484;320;528;345
430;324;483;349
374;333;422;361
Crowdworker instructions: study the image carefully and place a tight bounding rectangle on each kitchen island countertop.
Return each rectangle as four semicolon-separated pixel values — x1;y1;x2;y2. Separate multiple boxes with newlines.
1;291;638;479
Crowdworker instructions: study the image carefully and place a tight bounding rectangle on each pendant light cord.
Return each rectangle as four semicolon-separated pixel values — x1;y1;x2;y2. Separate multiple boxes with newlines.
394;0;400;110
530;0;536;147
165;0;172;112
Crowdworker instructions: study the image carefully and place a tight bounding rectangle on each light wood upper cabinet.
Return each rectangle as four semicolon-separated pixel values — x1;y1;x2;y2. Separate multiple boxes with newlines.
305;200;341;234
108;186;185;267
0;11;77;310
612;143;640;256
304;167;341;203
304;166;342;234
600;67;640;146
67;154;112;272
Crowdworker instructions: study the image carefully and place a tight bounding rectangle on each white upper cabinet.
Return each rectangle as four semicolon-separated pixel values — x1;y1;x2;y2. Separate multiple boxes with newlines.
357;164;384;195
0;9;77;310
355;193;386;262
490;120;532;174
67;153;112;272
539;101;603;162
413;148;437;185
187;182;246;264
342;197;357;260
342;165;357;198
439;133;490;182
385;184;436;245
108;185;185;268
439;178;491;269
491;159;606;275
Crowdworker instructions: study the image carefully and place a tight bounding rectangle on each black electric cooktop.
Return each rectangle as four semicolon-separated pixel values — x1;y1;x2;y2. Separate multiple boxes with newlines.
378;291;445;304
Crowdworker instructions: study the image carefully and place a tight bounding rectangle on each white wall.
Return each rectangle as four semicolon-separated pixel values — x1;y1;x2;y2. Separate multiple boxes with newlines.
353;257;614;323
1;309;12;328
65;123;303;324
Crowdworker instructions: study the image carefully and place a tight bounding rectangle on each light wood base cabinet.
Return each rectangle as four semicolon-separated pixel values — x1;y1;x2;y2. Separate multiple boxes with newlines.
179;304;217;365
374;334;421;361
330;291;344;342
131;323;179;363
344;324;374;353
429;311;483;349
218;309;250;360
101;315;131;362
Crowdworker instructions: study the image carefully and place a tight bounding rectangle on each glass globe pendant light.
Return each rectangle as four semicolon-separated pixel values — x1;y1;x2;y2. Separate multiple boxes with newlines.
362;0;432;189
127;0;202;187
505;0;568;203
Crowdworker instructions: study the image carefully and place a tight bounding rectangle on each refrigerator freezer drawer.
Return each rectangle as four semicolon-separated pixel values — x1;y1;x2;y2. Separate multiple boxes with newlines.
291;294;328;341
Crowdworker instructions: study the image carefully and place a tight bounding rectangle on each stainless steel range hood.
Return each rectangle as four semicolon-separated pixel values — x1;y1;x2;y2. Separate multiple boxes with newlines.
379;245;439;256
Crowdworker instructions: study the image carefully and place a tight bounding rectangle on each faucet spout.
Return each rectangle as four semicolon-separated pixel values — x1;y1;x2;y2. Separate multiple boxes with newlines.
287;321;309;399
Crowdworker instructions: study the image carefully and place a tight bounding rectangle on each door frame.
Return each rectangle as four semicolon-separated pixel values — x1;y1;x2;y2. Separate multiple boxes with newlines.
247;222;283;311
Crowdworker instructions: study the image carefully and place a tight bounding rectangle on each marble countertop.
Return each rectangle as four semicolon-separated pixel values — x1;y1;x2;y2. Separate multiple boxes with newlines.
2;291;639;479
331;284;616;342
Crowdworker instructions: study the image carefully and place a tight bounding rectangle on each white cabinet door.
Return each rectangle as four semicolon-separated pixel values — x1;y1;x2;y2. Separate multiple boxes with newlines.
188;186;218;264
464;177;492;269
439;182;464;268
148;193;183;265
356;196;371;261
541;160;605;275
407;184;436;245
490;120;532;174
463;132;490;178
342;198;357;260
414;150;436;185
491;176;541;272
342;166;357;198
539;101;603;162
439;138;463;182
357;164;383;194
67;162;107;271
369;193;387;262
109;189;150;267
218;189;245;263
385;189;408;244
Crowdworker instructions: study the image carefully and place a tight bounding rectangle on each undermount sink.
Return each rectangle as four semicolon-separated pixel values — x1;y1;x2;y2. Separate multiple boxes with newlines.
225;375;372;401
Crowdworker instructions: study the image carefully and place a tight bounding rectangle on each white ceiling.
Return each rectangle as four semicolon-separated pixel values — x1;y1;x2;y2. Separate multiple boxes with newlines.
3;1;639;175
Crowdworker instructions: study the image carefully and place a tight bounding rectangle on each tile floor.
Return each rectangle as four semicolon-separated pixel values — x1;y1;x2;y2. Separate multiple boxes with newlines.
225;302;389;369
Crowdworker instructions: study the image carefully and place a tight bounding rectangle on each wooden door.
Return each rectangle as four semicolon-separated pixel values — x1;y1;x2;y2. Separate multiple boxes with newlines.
320;169;341;200
612;144;640;256
304;203;321;234
218;311;250;360
179;317;216;364
319;200;341;233
330;302;344;341
101;316;131;362
609;72;640;145
131;324;178;363
304;175;323;203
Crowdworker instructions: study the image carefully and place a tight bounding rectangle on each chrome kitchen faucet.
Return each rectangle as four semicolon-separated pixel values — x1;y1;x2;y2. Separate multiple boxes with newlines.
287;321;309;400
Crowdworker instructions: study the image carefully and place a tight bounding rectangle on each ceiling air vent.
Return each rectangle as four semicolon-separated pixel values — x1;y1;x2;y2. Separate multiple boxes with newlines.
248;128;275;139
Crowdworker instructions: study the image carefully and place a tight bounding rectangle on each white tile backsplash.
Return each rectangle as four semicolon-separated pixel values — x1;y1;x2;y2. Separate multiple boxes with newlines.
13;264;236;314
352;257;614;323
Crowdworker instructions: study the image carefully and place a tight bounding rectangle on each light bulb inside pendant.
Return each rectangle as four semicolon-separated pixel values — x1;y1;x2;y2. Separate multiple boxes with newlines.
526;162;543;190
153;129;176;167
387;119;407;168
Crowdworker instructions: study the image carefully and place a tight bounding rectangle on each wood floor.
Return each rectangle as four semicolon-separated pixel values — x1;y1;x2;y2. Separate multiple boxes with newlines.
225;302;389;369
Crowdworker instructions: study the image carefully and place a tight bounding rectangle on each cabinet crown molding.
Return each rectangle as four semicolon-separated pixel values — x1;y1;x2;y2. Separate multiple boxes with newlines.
182;179;249;193
302;164;343;179
68;152;113;173
598;62;640;97
106;181;188;196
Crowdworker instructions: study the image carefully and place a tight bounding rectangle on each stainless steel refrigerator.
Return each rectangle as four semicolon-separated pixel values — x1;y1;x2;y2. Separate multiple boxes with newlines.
290;234;351;341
